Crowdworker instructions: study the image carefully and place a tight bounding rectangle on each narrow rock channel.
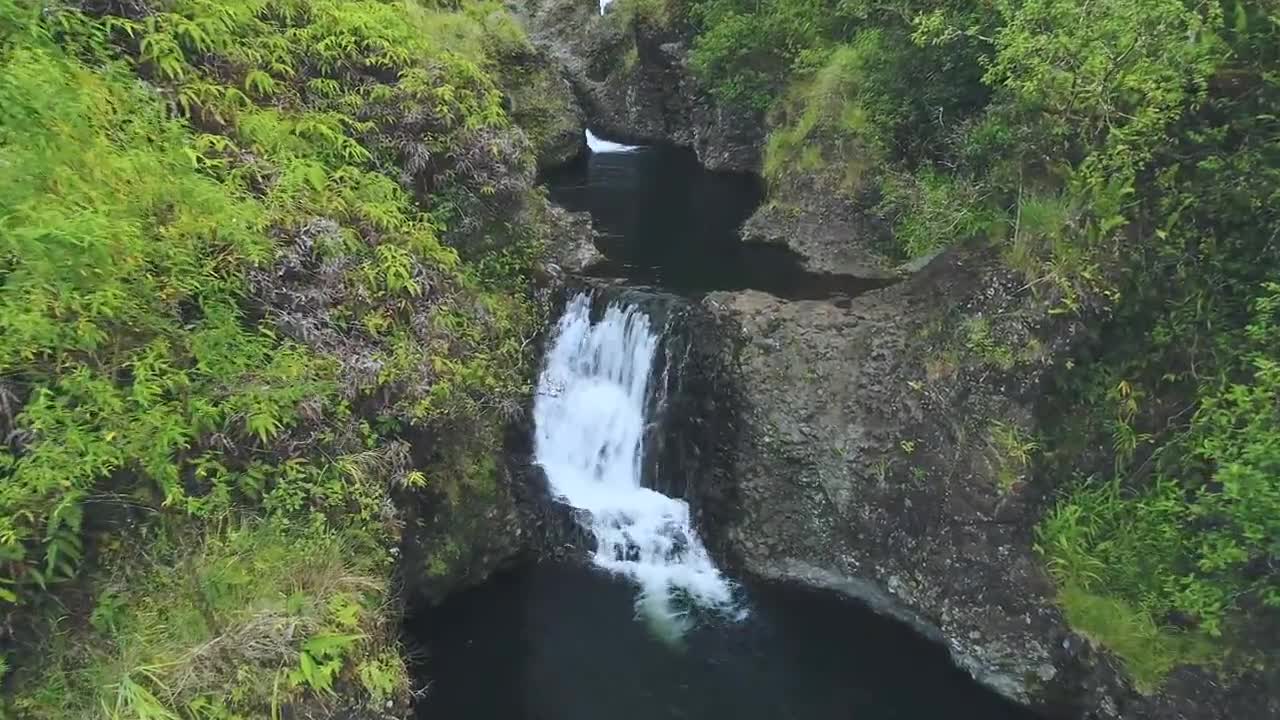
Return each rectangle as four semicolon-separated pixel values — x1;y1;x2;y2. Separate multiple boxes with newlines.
406;133;1042;720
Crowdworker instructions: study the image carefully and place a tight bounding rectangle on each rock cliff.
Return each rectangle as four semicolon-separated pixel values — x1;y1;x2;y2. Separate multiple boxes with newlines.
521;3;1279;717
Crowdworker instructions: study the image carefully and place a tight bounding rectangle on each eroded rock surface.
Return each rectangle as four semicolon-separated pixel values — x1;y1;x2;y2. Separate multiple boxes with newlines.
696;251;1093;706
544;204;603;275
693;244;1277;719
522;0;763;171
741;190;896;277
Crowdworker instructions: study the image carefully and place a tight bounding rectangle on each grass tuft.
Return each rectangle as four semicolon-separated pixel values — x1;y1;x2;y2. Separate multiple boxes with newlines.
11;521;405;719
1057;584;1220;693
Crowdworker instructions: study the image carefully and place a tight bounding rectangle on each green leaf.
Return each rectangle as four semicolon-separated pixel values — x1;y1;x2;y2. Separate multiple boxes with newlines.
303;633;363;659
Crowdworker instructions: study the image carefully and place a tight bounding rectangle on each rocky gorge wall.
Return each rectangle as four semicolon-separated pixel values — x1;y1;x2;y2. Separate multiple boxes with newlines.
518;1;1279;719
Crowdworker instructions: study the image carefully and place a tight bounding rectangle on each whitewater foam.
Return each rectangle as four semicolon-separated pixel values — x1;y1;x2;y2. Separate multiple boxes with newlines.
532;292;736;626
586;129;642;153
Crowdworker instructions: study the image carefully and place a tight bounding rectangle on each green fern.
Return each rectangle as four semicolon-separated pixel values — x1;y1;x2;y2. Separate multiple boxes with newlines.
3;0;543;712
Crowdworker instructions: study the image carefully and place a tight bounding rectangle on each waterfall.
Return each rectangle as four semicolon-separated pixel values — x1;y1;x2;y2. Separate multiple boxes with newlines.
533;292;735;625
586;129;641;154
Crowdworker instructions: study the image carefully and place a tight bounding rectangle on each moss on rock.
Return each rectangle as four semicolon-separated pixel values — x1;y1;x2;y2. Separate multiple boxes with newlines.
496;44;586;170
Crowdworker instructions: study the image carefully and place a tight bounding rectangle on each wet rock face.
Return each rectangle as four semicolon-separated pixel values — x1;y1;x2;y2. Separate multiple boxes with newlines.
645;302;744;548
680;247;1218;718
686;247;1276;720
691;253;1094;708
522;0;764;171
396;423;530;607
740;187;897;277
544;204;602;275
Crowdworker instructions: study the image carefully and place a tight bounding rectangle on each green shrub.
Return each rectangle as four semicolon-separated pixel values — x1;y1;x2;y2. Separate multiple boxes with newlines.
10;520;404;719
986;421;1037;493
1;0;547;712
1037;284;1280;683
687;0;829;110
875;169;1007;259
1055;585;1219;692
608;0;674;30
0;0;540;607
762;33;897;190
982;0;1221;179
1003;193;1077;281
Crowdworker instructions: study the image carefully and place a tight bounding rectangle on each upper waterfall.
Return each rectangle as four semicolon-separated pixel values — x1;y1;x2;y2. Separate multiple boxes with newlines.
532;292;735;625
586;129;641;153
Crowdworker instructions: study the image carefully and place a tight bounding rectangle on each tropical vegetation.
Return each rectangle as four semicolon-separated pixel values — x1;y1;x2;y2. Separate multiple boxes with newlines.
675;0;1279;693
0;0;550;715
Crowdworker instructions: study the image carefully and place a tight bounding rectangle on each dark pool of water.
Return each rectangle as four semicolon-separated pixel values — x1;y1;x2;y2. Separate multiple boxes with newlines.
544;143;895;300
408;562;1041;720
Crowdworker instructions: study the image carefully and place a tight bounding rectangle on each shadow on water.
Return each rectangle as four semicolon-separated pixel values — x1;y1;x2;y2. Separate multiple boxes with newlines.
543;143;897;301
407;562;1042;720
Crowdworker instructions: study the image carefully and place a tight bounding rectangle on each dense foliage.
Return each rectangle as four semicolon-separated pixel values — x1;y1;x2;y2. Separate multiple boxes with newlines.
681;0;1279;691
0;0;547;715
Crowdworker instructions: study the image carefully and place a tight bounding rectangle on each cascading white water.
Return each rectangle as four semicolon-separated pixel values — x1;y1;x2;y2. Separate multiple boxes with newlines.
533;292;735;625
586;129;641;154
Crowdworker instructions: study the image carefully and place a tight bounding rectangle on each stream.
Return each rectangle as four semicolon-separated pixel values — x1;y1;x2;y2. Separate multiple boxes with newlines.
409;133;1042;720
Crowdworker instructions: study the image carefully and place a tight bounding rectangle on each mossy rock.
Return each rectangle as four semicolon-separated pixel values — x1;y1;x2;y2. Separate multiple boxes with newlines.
497;45;585;170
